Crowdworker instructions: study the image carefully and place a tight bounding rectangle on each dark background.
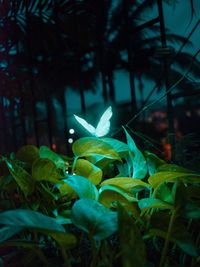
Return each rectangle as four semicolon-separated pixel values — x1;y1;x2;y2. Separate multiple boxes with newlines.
0;0;200;168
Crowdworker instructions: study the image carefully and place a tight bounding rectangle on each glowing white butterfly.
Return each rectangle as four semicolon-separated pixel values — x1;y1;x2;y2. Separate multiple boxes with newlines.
74;106;112;137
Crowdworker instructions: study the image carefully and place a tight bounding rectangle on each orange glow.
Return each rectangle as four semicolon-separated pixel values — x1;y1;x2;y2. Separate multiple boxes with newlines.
51;143;57;151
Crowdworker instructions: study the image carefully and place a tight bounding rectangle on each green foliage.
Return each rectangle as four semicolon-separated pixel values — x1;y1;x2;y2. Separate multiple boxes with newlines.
71;198;118;241
0;129;200;266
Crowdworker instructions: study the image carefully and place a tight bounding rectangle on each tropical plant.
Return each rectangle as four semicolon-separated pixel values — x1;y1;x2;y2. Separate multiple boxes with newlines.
0;127;200;267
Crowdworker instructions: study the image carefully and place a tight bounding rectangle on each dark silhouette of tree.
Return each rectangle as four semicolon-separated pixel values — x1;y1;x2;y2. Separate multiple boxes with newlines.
0;0;200;152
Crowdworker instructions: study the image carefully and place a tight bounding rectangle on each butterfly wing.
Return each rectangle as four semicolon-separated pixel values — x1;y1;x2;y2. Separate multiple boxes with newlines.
74;115;96;135
95;106;112;137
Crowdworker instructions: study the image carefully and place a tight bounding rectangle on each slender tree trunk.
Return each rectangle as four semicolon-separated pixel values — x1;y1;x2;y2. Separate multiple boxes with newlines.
107;71;115;104
123;0;137;114
97;0;108;105
157;0;175;160
25;3;40;146
39;1;53;148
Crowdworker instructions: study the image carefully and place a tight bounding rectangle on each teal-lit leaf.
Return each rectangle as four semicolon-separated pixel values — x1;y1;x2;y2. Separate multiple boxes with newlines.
154;183;174;204
148;171;200;188
144;151;165;175
39;146;67;171
157;164;194;173
100;177;150;192
32;158;62;183
118;205;146;267
0;225;23;243
0;209;65;232
138;198;173;212
123;128;147;179
71;198;118;240
174;229;198;257
182;202;200;219
102;137;129;157
16;145;39;165
5;160;34;196
64;175;99;200
72;137;121;161
0;209;65;243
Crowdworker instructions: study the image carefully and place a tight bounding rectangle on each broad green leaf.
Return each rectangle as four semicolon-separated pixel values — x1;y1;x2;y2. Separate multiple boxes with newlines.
173;228;198;257
0;209;65;232
116;161;130;177
99;185;139;217
0;209;65;243
32;158;62;183
148;171;200;188
47;232;76;248
58;183;76;198
6;160;34;196
118;205;146;267
138;198;173;212
100;177;150;192
71;198;118;240
157;164;194;173
63;175;99;200
0;225;23;243
72;137;121;161
154;183;174;204
123;128;147;179
144;151;165;175
101;137;129;157
75;159;102;185
39;146;67;171
16;145;39;165
182;202;200;219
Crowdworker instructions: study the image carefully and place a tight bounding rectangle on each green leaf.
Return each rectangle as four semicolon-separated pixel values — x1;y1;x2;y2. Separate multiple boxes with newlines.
118;205;146;267
101;137;129;157
99;185;137;204
48;232;76;248
32;158;62;183
148;171;200;188
16;145;39;165
138;198;173;212
39;146;67;171
182;202;200;219
154;183;174;204
72;137;121;161
0;225;23;243
157;164;194;173
6;160;34;196
123;128;147;179
99;185;139;217
0;209;65;242
71;198;118;240
144;151;165;175
173;228;198;257
100;177;150;192
75;159;102;185
63;175;99;200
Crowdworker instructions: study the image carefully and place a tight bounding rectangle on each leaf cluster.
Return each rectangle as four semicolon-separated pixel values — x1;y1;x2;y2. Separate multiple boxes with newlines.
0;129;200;267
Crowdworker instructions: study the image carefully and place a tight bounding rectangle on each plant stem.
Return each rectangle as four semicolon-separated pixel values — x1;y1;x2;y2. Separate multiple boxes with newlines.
61;247;72;267
158;209;176;267
89;235;100;267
